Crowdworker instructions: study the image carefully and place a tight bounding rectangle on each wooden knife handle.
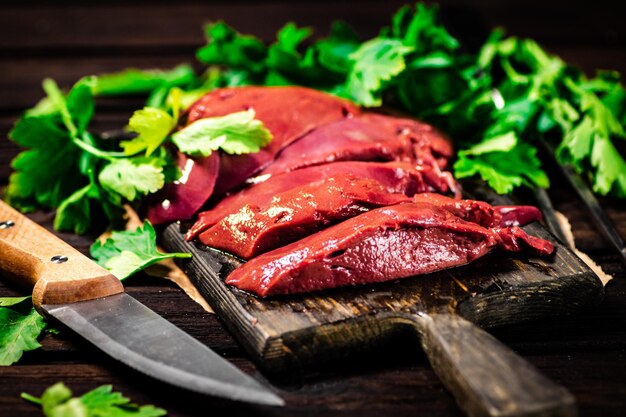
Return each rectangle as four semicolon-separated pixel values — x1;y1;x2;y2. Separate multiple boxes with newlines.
0;201;123;310
416;313;576;417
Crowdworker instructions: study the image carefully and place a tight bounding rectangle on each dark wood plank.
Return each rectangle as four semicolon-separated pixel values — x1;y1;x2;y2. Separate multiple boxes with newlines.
163;213;603;356
2;1;624;51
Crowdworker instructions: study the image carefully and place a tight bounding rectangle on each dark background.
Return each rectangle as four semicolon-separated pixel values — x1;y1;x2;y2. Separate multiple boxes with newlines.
1;2;625;416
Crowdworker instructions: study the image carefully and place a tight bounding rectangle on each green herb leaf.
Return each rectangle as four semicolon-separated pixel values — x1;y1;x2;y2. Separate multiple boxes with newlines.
345;38;413;106
0;296;46;366
389;3;459;53
99;158;165;201
22;383;167;417
53;175;125;235
91;64;196;96
66;77;96;135
0;296;31;307
172;110;273;156
590;135;626;197
454;139;549;194
122;108;176;156
53;184;93;235
90;221;191;280
315;21;360;74
6;114;84;211
197;21;267;74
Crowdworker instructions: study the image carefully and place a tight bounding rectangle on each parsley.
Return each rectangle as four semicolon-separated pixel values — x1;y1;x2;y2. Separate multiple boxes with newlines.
343;38;413;106
172;110;273;156
4;2;626;285
194;2;626;198
90;221;191;281
454;133;549;194
0;296;46;366
99;158;166;202
91;64;195;96
22;383;167;417
121;108;176;156
7;82;89;212
6;77;143;234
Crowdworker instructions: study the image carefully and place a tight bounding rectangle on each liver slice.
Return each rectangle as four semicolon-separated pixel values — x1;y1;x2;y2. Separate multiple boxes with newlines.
225;202;554;297
187;161;456;240
146;86;359;224
187;86;360;196
259;113;453;177
198;174;413;259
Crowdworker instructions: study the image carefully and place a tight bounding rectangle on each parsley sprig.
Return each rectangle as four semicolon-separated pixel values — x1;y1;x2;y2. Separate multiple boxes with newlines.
6;68;273;235
195;3;626;196
22;383;166;417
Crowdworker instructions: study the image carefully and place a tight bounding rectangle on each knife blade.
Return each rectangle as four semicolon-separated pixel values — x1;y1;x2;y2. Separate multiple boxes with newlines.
0;200;284;407
540;141;626;267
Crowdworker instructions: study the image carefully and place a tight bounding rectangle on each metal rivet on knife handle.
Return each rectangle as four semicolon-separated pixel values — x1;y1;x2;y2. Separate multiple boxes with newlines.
0;200;123;309
51;255;69;264
0;220;15;229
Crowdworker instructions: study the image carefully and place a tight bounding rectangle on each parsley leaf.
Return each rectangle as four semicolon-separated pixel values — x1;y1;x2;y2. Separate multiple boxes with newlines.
189;3;625;198
54;174;126;235
197;21;267;74
314;21;360;75
99;158;165;201
454;133;549;194
90;221;191;280
91;64;196;96
22;383;167;417
0;296;46;366
122;108;176;156
388;3;459;53
172;110;273;156
344;38;413;106
6;99;85;212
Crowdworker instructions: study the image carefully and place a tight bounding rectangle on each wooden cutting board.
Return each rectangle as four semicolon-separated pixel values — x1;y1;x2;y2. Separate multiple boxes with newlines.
161;184;603;417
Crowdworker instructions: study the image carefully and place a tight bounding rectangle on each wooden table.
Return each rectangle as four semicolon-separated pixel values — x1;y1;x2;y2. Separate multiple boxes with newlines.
1;2;625;416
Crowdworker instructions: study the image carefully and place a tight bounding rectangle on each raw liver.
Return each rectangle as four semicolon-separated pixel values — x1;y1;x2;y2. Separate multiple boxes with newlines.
198;174;413;259
144;152;220;224
187;86;360;196
187;161;457;240
146;86;359;224
225;202;554;297
259;113;453;177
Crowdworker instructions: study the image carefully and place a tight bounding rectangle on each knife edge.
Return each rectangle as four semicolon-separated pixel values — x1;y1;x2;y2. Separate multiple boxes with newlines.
44;293;284;406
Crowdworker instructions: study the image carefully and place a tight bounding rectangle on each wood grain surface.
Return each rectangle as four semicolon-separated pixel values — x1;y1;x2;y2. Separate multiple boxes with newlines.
1;1;625;417
0;201;123;309
163;189;597;417
162;209;602;376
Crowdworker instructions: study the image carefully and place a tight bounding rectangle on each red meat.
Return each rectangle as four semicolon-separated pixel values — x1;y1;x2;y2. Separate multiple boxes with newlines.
258;113;453;177
187;161;458;240
225;202;554;297
145;86;358;224
187;86;360;196
198;174;413;259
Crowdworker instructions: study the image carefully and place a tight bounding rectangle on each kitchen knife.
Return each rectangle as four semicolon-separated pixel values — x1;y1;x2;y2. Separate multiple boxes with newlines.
540;141;626;267
0;200;284;407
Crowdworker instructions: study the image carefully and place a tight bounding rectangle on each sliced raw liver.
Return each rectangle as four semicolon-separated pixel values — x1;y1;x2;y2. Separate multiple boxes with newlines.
146;86;359;224
144;152;219;225
411;193;543;228
225;202;554;297
259;113;453;177
187;161;456;240
187;86;360;196
198;174;413;259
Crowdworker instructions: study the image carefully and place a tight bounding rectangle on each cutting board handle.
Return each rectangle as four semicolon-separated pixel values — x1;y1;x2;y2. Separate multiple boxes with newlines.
416;313;576;417
0;201;123;310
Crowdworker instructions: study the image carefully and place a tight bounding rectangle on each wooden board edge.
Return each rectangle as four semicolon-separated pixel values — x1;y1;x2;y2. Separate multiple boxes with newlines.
457;271;604;328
